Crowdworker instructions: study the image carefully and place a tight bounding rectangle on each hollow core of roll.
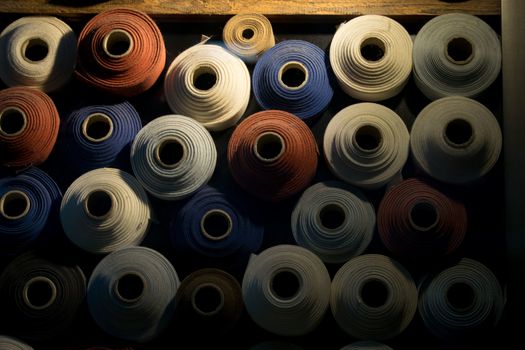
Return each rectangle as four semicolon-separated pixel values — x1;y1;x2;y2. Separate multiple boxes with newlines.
360;279;390;308
318;203;346;230
82;113;114;142
242;28;255;40
360;37;386;62
446;37;474;64
23;37;49;62
103;29;134;58
84;190;113;219
23;276;57;310
200;209;233;241
193;66;218;91
192;283;225;315
446;282;475;310
278;61;308;90
444;118;474;148
156;138;186;168
0;190;31;220
115;273;145;303
354;124;383;153
253;132;285;162
409;202;440;232
0;107;28;136
270;269;301;301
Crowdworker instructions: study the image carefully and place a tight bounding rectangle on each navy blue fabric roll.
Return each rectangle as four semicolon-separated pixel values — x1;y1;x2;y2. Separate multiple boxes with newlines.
0;167;61;255
252;40;334;121
60;102;141;175
170;186;263;272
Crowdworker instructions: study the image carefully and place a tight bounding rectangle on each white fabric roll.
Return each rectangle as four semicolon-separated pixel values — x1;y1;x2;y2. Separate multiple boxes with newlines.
0;16;77;92
130;115;217;200
329;15;413;101
340;341;393;350
0;336;33;350
323;103;409;189
410;96;502;184
331;254;418;340
242;245;331;336
291;181;375;263
418;258;505;340
413;13;501;100
60;168;151;254
223;13;275;63
164;44;251;131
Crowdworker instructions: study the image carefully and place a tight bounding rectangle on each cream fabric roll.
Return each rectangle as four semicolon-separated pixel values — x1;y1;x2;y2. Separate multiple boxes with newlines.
323;103;409;189
410;96;502;184
330;15;412;101
0;16;77;92
164;44;251;131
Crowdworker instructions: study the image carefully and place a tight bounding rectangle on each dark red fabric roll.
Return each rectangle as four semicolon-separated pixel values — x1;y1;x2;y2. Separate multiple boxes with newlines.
377;178;467;260
0;87;59;169
227;110;318;201
75;9;165;97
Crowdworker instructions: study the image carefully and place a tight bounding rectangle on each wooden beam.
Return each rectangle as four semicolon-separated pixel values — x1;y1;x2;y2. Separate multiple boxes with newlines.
0;0;500;19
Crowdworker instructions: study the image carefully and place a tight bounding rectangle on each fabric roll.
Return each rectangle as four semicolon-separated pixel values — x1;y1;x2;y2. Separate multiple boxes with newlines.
0;335;33;350
252;40;333;120
377;178;467;260
410;96;502;184
164;44;251;131
228;110;318;201
60;168;151;254
331;254;418;340
330;15;412;101
249;342;303;350
173;268;243;335
60;102;142;175
418;258;505;340
87;246;180;342
340;342;393;350
242;245;331;336
0;167;61;255
76;9;165;97
223;13;275;63
0;87;60;169
323;103;409;189
130;115;216;200
291;181;375;263
0;16;77;92
170;186;263;271
0;251;86;341
413;13;501;100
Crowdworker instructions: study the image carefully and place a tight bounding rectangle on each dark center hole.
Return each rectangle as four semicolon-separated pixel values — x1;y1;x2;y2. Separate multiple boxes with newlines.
202;211;231;239
256;133;283;161
319;204;346;230
242;28;255;40
447;37;473;63
271;270;300;300
158;139;184;167
447;282;475;310
86;190;112;218
117;273;144;302
194;285;223;314
27;280;54;308
106;31;131;57
360;38;385;62
281;66;306;88
361;280;389;308
193;71;217;91
355;125;382;151
410;202;438;231
445;119;473;146
0;109;25;135
85;116;111;141
24;38;49;62
2;192;29;219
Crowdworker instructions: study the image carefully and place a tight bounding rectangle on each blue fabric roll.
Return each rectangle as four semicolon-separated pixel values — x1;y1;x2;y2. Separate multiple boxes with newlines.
0;167;61;255
170;186;263;272
60;102;142;175
252;40;334;121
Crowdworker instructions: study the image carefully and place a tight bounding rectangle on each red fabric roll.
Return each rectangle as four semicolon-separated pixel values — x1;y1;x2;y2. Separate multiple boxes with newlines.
227;110;318;201
0;87;59;169
75;9;165;97
377;178;467;260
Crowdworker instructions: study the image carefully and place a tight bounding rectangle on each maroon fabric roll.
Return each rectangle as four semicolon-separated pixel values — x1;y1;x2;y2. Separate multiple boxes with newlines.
227;110;318;201
75;9;165;97
0;87;59;169
377;178;467;260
